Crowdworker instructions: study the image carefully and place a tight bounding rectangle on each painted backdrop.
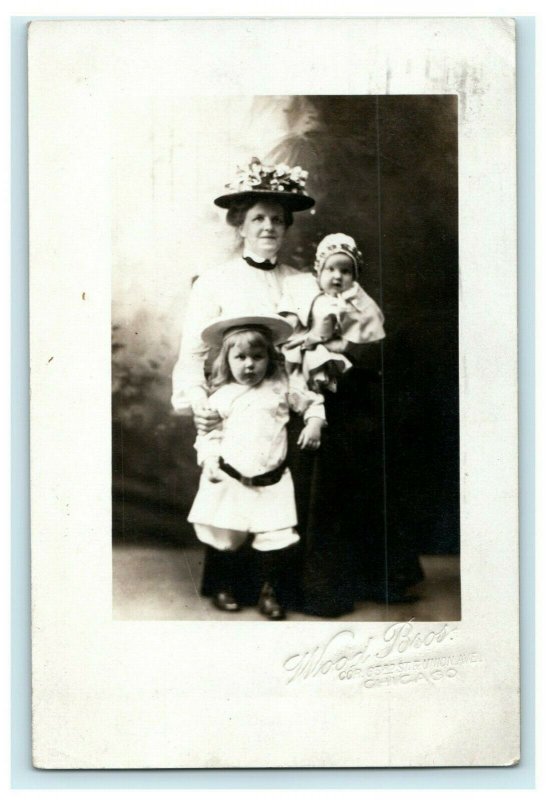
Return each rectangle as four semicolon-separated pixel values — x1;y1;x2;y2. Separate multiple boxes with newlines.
112;95;459;556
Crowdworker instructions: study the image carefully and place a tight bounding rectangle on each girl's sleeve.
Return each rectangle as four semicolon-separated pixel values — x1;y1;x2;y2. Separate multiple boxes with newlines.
194;428;223;467
171;272;221;415
192;390;225;466
286;372;326;423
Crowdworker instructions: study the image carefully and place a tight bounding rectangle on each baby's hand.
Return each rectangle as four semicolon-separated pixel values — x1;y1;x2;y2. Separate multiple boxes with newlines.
203;458;223;483
324;337;349;354
300;331;327;351
297;418;323;450
283;331;310;350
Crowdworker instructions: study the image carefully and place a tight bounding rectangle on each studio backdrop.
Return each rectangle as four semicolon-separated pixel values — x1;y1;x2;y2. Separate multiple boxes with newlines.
111;95;459;561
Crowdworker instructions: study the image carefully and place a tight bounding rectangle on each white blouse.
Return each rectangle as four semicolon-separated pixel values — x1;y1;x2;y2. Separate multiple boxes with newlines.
171;255;300;415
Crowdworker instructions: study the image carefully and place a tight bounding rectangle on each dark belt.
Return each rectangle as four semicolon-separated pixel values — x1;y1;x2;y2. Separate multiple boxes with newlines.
219;457;287;487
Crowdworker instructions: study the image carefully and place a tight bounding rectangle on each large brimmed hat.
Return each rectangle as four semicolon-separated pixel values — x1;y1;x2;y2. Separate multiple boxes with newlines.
201;314;294;348
214;157;315;211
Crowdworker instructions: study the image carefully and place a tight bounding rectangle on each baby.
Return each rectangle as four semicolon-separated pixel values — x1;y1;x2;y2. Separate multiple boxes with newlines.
278;233;386;391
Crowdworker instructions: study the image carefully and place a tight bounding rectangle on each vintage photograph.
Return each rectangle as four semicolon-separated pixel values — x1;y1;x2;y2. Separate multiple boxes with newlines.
29;18;519;769
111;94;461;622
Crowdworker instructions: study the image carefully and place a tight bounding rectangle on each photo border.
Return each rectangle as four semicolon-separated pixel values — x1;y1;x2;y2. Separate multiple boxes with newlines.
11;13;535;788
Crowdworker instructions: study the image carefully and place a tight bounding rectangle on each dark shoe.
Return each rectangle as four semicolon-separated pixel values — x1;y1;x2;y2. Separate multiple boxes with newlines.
212;590;241;612
258;582;286;620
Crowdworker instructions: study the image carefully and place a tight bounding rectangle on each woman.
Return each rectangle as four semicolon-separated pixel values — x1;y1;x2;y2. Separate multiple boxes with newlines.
171;158;317;618
172;157;411;618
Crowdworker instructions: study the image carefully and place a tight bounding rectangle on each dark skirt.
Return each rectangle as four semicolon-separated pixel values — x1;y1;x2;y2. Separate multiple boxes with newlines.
200;367;423;616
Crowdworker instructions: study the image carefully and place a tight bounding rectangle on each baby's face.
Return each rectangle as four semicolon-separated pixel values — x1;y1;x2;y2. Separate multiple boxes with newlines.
318;253;355;295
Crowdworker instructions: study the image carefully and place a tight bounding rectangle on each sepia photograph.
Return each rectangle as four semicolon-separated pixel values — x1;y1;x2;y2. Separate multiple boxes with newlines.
28;18;519;769
111;95;461;622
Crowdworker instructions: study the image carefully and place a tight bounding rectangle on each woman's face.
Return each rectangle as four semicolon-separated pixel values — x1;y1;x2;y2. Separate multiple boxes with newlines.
239;201;287;259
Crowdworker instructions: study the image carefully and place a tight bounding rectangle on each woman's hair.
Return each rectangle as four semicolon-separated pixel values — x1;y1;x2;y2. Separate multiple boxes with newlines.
209;326;284;389
225;198;294;229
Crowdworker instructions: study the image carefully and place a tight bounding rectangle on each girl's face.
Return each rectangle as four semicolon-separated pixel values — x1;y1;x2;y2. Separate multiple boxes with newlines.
227;340;269;387
318;253;355;295
239;201;286;259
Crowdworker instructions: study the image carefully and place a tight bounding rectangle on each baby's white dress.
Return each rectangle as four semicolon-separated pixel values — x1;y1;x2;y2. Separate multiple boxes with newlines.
278;272;386;390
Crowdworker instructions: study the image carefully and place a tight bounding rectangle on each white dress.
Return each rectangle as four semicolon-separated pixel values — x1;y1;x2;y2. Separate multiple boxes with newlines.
188;376;324;538
278;272;386;390
278;272;386;344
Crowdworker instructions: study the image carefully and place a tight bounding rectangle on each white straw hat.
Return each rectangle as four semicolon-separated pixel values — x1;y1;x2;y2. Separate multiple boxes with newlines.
201;314;294;348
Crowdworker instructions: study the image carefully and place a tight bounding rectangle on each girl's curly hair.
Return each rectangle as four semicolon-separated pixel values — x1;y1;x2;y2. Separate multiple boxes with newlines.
209;326;285;390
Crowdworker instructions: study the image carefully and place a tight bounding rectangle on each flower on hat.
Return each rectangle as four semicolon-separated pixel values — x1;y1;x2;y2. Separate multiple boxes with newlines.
226;157;309;196
215;157;314;211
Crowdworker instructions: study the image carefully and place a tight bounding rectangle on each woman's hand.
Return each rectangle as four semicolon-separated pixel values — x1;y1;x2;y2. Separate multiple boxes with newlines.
193;403;222;434
297;418;323;450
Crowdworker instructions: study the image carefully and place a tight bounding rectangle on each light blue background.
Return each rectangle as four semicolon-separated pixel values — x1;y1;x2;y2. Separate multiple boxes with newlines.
11;15;535;789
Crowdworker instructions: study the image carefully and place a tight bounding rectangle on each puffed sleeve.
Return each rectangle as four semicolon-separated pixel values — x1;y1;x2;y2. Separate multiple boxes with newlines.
286;370;326;423
277;280;299;320
171;272;222;415
277;273;318;327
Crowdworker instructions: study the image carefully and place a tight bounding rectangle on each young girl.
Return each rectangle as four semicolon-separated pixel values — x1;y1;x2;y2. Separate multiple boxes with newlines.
278;233;386;391
187;313;325;620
